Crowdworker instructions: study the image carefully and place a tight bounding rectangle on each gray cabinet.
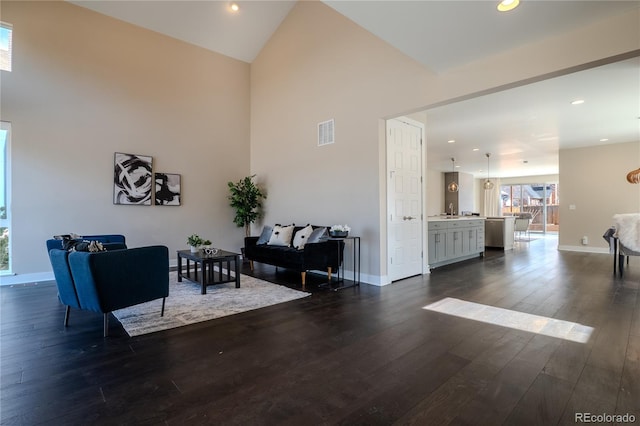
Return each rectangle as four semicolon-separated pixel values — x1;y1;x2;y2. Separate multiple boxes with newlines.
428;221;447;265
428;230;446;264
428;219;485;269
446;227;464;257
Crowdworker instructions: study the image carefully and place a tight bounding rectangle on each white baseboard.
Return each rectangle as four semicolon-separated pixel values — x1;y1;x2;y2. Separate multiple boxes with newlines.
558;245;610;254
0;271;55;286
359;272;388;286
0;265;391;288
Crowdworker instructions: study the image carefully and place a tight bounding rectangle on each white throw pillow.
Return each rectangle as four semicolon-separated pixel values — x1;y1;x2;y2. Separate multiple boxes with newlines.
292;225;314;250
267;225;294;247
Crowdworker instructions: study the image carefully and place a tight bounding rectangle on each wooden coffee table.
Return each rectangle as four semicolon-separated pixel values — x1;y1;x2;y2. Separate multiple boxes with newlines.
177;249;240;294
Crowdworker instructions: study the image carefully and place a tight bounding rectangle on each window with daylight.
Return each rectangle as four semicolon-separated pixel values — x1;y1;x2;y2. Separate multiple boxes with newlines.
0;122;11;273
501;183;559;233
1;22;13;72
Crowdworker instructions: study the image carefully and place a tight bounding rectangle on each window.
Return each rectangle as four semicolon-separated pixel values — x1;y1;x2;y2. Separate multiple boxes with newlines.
1;22;13;72
501;183;559;233
1;122;10;273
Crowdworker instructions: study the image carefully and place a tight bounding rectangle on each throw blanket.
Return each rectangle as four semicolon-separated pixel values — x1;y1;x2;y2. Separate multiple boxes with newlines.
614;213;640;253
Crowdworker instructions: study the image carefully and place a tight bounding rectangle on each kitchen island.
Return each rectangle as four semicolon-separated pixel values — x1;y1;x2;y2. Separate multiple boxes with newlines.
428;216;485;269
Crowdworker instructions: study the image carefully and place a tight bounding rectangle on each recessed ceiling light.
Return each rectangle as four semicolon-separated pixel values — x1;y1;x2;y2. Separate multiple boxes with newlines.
472;148;479;152
497;0;520;12
230;3;239;12
600;138;609;142
571;99;585;105
447;140;455;144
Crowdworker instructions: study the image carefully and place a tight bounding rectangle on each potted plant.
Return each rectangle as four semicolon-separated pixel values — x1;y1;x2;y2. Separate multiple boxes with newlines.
187;234;204;253
330;224;351;238
227;175;266;238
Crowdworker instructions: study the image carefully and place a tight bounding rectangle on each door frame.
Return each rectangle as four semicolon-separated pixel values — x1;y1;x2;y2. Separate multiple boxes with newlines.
386;116;427;283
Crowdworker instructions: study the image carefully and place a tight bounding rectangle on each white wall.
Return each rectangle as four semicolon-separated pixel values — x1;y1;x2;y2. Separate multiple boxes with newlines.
559;141;640;253
252;2;639;284
1;1;251;280
4;1;638;285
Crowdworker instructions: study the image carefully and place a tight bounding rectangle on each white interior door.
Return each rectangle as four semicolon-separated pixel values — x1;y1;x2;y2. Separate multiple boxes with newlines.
387;118;423;282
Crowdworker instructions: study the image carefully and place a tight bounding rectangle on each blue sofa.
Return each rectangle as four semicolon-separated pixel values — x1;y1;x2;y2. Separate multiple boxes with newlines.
47;235;169;337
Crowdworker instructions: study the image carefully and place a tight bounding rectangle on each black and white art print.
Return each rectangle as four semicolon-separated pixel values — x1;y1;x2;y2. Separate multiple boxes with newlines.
113;152;153;205
154;173;181;206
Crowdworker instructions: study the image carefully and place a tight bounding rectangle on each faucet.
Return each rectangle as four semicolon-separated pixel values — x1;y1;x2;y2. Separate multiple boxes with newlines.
449;203;454;216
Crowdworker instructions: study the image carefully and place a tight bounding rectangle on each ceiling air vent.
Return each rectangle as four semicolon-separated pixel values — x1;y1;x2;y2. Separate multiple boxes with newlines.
318;119;335;147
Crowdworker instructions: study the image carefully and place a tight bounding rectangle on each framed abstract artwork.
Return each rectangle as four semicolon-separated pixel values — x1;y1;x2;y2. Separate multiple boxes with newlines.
113;152;153;205
154;173;181;206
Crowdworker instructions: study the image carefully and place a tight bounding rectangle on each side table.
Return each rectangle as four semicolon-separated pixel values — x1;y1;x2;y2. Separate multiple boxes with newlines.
328;235;360;290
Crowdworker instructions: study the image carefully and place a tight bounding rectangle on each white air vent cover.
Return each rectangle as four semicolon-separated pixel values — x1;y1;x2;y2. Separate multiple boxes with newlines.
318;119;335;146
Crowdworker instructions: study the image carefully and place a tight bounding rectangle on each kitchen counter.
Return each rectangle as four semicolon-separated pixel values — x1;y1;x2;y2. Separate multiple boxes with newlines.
427;216;486;222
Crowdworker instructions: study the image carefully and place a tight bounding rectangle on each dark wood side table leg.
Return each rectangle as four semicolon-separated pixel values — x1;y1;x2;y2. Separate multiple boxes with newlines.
613;237;618;276
235;255;241;288
201;260;207;295
177;253;183;282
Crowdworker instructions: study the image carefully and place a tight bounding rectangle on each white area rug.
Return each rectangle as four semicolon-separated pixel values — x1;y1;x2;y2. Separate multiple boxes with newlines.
113;272;310;337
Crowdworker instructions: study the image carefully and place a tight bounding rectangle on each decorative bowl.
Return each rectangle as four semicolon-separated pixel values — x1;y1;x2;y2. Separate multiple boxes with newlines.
330;231;348;238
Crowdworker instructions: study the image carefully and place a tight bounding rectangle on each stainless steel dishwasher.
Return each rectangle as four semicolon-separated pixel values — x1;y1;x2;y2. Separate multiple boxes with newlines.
484;218;504;248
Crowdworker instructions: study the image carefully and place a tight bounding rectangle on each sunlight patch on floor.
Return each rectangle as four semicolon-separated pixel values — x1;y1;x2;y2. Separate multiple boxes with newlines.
423;297;594;343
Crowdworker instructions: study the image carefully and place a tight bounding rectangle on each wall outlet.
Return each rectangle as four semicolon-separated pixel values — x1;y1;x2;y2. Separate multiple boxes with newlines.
581;236;588;245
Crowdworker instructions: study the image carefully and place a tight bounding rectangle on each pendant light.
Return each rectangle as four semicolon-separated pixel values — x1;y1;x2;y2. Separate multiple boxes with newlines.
447;157;459;192
483;153;495;190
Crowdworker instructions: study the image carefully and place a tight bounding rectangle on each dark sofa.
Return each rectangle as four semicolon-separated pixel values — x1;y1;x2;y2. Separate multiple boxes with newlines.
244;225;343;288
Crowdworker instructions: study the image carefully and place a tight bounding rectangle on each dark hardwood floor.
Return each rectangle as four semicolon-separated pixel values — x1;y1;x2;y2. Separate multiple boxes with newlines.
1;235;638;425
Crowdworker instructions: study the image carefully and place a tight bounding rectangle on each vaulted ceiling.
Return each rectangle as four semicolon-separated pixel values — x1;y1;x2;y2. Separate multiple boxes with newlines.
69;1;640;178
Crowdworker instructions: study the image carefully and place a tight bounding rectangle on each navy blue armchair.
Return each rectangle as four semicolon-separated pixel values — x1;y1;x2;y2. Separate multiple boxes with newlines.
47;236;169;336
46;234;127;252
48;249;81;327
47;234;127;327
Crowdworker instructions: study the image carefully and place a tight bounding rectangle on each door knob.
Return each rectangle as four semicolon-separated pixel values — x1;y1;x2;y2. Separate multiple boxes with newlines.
403;216;415;221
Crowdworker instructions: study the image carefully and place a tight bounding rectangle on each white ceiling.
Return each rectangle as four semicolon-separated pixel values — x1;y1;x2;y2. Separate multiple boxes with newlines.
69;0;297;62
70;0;640;178
421;57;640;178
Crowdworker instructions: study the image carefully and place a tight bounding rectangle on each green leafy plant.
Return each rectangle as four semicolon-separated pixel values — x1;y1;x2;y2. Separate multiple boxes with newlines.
228;175;266;237
187;234;204;247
